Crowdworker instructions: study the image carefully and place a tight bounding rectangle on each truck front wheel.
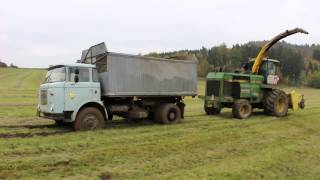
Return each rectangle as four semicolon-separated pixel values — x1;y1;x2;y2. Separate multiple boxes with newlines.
74;107;105;131
155;104;181;124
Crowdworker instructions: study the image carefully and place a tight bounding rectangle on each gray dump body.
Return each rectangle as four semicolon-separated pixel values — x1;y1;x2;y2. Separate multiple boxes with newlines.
81;43;198;97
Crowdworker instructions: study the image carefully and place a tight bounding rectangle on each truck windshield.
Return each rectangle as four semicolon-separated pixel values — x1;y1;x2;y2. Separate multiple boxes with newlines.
44;66;66;83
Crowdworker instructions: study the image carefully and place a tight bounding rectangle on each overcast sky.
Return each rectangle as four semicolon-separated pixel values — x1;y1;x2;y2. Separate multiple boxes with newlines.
0;0;318;68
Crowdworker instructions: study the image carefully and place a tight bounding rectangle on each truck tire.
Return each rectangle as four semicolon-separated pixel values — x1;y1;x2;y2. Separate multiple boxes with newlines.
74;107;105;131
155;104;181;124
264;89;288;117
205;107;221;115
232;99;252;119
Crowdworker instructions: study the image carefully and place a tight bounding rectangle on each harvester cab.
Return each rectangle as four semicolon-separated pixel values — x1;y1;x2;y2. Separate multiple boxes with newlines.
204;28;308;119
244;58;281;85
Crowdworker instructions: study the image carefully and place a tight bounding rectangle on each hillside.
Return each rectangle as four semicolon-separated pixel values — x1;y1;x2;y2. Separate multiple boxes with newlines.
0;68;320;179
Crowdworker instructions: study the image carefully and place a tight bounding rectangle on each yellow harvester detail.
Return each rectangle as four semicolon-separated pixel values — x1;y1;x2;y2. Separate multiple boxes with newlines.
288;91;305;111
252;28;308;74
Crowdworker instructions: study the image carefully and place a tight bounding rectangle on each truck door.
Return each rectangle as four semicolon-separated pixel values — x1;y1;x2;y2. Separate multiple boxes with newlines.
64;67;100;112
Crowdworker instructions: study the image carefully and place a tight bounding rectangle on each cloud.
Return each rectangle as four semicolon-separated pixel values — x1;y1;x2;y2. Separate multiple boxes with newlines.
0;0;318;67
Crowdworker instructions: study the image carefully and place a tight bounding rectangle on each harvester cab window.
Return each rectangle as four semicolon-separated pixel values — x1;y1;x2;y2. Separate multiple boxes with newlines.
268;62;277;75
69;67;90;82
258;62;268;78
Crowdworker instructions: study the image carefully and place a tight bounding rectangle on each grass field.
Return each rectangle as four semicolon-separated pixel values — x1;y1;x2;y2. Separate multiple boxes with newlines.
0;67;320;179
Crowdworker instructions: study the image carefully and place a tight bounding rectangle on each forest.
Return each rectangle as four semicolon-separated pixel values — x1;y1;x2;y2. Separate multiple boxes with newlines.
148;41;320;87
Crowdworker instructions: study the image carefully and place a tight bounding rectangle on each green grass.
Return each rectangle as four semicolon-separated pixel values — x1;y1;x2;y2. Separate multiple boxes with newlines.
0;67;320;179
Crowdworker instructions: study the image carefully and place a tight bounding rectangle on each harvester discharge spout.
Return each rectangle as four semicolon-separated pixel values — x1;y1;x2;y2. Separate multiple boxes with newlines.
251;28;308;74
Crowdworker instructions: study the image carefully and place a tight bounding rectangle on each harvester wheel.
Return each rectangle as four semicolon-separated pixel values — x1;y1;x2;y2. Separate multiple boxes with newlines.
264;89;288;117
205;107;221;115
74;107;105;131
232;99;252;119
155;104;181;124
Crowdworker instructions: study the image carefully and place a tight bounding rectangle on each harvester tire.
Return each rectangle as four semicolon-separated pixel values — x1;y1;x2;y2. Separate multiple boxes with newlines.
264;89;288;117
74;107;105;131
155;103;181;124
232;99;252;119
205;107;221;115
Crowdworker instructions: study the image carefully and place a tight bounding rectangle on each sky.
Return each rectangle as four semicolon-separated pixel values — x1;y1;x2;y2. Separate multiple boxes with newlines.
0;0;319;68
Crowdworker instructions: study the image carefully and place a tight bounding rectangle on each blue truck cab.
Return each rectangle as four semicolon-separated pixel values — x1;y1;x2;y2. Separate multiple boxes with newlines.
37;63;107;129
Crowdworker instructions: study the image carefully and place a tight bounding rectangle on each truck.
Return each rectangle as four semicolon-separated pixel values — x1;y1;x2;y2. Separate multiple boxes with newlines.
37;43;198;130
204;28;307;119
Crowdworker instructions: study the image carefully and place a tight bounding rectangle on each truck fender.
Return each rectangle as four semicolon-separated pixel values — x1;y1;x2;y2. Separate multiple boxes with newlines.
70;100;108;122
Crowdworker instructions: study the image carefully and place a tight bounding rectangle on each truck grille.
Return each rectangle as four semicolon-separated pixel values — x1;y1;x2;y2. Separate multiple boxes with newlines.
40;89;47;105
207;80;220;96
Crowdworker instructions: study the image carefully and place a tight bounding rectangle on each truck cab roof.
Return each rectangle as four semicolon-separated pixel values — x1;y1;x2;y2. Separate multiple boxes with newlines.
48;63;95;70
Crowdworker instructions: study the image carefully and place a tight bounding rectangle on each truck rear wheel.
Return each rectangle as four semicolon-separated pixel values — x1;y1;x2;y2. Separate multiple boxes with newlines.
74;107;105;131
155;104;181;124
264;89;288;117
232;99;252;119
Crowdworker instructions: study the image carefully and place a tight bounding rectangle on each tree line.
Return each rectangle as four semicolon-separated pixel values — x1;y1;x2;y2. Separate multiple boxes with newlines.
0;60;18;68
147;41;320;86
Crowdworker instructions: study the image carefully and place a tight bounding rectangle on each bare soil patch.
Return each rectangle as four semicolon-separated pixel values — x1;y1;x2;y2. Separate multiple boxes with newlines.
0;130;71;138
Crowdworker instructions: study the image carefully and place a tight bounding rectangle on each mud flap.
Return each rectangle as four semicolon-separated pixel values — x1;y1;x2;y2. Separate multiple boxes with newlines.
177;102;185;118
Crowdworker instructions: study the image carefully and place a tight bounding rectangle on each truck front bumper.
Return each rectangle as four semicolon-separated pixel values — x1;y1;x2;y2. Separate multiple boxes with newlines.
37;110;64;120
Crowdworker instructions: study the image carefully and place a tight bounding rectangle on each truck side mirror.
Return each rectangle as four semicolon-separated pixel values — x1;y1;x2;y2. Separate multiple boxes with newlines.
74;68;79;83
74;75;79;83
75;68;79;75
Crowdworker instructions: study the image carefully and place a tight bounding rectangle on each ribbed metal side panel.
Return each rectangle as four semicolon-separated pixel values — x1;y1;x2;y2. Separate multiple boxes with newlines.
99;53;197;97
